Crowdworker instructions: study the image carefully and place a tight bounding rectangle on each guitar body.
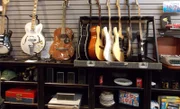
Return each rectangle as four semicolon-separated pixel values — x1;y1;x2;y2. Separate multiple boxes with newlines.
78;24;89;60
88;26;97;60
95;26;104;60
0;30;12;55
103;27;114;62
21;22;45;55
112;27;124;61
49;28;74;61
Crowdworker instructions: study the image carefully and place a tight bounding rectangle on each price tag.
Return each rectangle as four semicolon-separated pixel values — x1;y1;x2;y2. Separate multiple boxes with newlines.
87;61;95;67
138;62;148;69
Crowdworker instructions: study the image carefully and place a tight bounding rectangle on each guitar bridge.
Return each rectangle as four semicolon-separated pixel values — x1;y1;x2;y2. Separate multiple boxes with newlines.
56;48;68;51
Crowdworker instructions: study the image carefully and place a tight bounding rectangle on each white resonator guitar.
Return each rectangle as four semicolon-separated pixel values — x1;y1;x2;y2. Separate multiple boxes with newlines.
21;0;45;55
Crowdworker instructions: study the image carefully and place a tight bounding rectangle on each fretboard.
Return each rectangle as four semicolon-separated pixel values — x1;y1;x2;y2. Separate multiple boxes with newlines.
61;4;66;35
31;0;38;31
117;4;123;37
137;3;143;40
0;3;7;34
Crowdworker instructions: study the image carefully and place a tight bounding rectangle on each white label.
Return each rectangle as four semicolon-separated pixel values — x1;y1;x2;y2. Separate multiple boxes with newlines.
87;61;95;67
138;62;148;69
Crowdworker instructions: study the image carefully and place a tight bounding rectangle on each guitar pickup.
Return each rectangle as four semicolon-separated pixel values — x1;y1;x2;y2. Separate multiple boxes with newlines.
0;35;4;37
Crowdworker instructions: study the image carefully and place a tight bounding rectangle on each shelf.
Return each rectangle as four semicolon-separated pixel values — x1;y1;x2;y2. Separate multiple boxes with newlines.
1;81;37;85
95;85;144;91
45;82;88;88
152;88;180;94
4;101;38;106
95;103;139;109
74;60;162;70
45;104;88;109
0;60;74;67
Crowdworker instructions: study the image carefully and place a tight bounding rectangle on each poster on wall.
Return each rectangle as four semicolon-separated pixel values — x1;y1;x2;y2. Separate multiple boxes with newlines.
163;1;180;13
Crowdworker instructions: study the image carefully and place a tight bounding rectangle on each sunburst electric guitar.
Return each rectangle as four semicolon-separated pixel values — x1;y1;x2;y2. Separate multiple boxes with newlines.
112;0;124;62
21;0;45;55
0;0;12;55
103;0;115;62
49;0;74;61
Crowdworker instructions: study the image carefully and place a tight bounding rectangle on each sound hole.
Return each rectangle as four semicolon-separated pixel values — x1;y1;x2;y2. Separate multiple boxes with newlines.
59;34;70;44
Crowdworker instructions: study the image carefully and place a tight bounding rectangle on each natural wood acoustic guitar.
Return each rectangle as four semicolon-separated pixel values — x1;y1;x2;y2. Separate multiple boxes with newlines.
49;0;74;61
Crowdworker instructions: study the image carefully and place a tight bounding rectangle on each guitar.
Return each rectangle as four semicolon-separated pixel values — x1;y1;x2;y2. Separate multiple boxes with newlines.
0;0;12;55
88;25;97;60
103;0;115;62
112;0;124;62
49;0;74;61
95;0;105;61
136;0;145;62
77;21;90;60
126;0;133;60
21;0;45;55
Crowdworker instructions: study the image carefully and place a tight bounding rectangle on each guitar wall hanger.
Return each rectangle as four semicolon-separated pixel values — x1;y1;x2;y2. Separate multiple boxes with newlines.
29;14;40;24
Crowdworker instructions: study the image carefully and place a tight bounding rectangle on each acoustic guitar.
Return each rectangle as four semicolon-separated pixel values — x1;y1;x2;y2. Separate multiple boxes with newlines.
49;0;74;61
95;0;105;61
0;0;12;55
103;0;115;62
126;0;133;60
21;0;45;55
112;0;124;62
136;0;145;62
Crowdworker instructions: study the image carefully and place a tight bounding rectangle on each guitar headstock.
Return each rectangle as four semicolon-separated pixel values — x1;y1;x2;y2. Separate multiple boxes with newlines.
116;0;119;8
135;0;139;6
63;0;69;8
135;0;141;16
126;0;129;7
2;0;10;5
106;0;110;9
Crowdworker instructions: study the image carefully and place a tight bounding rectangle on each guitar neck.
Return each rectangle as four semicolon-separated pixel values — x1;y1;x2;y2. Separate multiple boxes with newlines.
137;1;143;40
117;4;123;37
0;4;7;34
61;4;66;34
107;4;112;35
31;0;38;31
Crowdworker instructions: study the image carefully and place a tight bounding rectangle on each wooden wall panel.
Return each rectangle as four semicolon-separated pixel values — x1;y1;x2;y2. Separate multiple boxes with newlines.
2;0;173;58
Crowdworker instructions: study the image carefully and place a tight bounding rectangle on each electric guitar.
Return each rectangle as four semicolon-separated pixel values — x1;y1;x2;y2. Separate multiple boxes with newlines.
88;25;97;60
136;0;145;62
112;0;124;62
103;0;115;62
21;0;45;55
49;0;74;61
126;0;133;60
0;0;12;55
95;0;105;61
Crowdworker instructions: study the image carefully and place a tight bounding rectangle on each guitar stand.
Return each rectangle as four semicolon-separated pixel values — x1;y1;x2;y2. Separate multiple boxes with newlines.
29;14;40;24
